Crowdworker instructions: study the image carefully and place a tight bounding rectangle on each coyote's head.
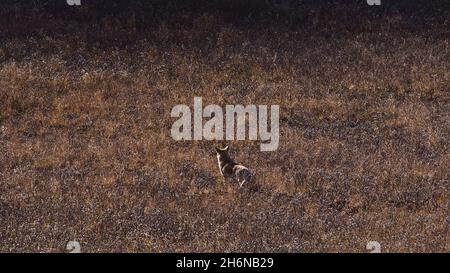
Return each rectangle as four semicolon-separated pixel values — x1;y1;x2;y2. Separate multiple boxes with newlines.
215;146;231;161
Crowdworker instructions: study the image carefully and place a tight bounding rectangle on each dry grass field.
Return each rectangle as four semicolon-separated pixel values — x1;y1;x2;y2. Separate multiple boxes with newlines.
0;0;449;252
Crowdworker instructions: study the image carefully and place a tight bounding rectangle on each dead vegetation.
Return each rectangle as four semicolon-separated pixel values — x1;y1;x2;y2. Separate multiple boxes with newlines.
0;0;448;252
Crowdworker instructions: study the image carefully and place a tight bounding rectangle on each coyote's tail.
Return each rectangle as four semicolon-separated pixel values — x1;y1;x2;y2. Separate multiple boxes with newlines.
239;170;255;188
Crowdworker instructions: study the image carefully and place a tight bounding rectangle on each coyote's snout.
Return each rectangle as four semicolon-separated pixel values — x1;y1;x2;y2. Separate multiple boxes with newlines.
215;145;254;187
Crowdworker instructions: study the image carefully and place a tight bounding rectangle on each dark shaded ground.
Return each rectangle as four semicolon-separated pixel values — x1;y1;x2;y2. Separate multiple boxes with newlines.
0;0;449;252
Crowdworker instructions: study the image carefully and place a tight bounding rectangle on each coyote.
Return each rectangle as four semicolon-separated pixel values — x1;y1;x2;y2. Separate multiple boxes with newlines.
215;146;254;187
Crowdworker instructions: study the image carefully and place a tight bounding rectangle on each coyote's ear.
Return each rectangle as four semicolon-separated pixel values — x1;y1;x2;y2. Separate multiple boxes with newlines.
225;145;230;152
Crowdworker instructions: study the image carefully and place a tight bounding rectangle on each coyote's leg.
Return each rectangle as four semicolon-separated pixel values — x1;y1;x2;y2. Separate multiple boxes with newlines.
238;178;246;188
